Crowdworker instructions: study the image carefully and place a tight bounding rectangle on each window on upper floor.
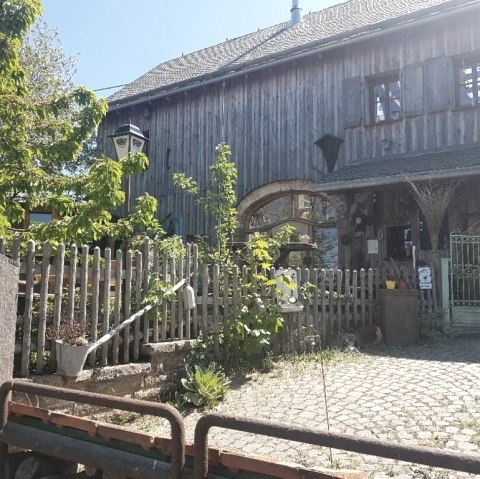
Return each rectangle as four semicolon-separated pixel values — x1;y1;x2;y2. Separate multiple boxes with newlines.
370;74;401;123
456;55;480;108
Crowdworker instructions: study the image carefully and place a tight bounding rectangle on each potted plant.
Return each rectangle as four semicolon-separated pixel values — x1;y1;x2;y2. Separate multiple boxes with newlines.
385;258;411;290
46;322;93;377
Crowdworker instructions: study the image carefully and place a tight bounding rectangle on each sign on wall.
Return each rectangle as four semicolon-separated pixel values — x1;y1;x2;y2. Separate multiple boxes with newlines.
418;266;432;290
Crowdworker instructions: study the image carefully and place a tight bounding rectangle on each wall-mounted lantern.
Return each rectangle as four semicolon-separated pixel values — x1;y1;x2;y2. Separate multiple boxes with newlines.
109;123;149;213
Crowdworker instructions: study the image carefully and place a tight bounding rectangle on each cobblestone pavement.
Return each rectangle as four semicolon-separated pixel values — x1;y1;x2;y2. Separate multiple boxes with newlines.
131;339;480;478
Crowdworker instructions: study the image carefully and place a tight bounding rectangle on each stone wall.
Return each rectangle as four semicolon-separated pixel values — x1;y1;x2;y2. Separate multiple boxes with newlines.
15;340;194;410
0;255;19;387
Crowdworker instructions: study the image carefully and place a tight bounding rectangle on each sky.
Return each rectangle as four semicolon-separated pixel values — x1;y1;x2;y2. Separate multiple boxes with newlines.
40;0;339;98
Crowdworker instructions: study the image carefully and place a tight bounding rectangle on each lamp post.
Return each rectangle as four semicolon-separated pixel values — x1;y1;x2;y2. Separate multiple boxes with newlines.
109;122;149;214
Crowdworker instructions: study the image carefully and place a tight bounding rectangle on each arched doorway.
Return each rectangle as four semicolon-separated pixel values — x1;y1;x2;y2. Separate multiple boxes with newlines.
236;181;339;269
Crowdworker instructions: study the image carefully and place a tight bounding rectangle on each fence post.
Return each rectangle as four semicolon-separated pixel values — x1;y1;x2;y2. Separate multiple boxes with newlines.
21;240;35;377
89;247;101;367
36;242;51;374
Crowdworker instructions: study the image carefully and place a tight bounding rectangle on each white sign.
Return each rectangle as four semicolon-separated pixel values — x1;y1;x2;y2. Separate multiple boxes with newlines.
274;268;303;312
418;267;432;290
367;239;379;254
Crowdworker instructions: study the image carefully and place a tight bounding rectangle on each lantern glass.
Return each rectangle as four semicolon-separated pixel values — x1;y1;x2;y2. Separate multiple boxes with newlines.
112;134;130;160
110;123;148;160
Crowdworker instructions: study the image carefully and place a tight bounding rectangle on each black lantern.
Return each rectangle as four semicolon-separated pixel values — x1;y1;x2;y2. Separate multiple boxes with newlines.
109;123;149;213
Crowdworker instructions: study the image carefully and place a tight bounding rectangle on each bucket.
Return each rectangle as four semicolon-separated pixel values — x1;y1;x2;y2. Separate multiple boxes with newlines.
55;340;92;377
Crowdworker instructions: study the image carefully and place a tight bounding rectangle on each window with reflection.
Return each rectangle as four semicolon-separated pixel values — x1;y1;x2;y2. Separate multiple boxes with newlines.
370;75;401;123
457;56;480;107
249;194;337;230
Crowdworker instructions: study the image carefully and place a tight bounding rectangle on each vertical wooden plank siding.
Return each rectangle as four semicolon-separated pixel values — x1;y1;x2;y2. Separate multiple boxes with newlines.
89;247;101;367
101;248;112;367
79;245;89;331
360;269;366;326
51;244;65;371
213;263;220;357
169;257;177;340
185;245;192;339
152;244;160;343
66;245;77;327
112;250;123;364
320;269;327;342
52;244;65;330
133;250;143;361
161;253;168;341
123;250;133;363
344;269;352;328
177;256;185;340
352;270;359;326
192;245;199;337
21;240;35;377
336;269;343;330
223;265;229;323
311;268;319;338
36;242;51;374
368;268;374;325
328;269;335;332
201;263;209;337
142;238;151;344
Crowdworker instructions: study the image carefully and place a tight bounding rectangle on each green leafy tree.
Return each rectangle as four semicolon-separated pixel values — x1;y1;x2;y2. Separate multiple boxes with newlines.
173;143;237;264
0;0;162;245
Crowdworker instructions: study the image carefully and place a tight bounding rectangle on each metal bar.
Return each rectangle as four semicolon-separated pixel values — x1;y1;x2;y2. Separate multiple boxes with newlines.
193;414;480;479
2;422;171;479
0;381;185;479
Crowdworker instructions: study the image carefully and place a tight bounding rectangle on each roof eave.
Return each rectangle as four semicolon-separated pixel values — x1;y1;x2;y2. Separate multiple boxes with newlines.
317;166;480;193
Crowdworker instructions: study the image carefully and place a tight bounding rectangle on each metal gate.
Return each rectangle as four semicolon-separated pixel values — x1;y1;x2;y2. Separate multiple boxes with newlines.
450;224;480;333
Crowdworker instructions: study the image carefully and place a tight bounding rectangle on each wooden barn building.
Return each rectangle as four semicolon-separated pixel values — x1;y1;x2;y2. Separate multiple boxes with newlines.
99;0;480;273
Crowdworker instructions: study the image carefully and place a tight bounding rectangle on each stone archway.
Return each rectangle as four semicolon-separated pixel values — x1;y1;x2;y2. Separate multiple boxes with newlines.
236;179;320;239
236;179;341;268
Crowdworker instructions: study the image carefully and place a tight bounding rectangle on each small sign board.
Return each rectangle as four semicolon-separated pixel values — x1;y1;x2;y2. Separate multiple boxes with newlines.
275;268;303;313
418;266;432;290
367;239;379;254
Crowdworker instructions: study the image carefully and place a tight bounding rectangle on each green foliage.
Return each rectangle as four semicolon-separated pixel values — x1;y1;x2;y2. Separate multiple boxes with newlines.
174;143;237;264
144;275;177;306
240;226;295;272
224;293;283;368
180;363;229;409
0;1;161;246
419;309;454;342
174;147;295;371
172;172;198;194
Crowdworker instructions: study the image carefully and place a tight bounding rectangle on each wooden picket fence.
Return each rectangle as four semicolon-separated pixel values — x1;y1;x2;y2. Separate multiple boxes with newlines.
0;237;441;377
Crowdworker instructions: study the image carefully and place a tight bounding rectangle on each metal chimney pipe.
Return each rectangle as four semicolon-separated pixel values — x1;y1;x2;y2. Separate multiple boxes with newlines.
291;0;302;25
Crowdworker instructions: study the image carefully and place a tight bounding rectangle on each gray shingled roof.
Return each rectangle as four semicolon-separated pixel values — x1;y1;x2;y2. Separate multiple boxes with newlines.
108;0;476;108
317;145;480;191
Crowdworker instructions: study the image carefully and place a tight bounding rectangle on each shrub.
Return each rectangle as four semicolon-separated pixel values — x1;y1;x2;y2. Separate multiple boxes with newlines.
181;363;229;409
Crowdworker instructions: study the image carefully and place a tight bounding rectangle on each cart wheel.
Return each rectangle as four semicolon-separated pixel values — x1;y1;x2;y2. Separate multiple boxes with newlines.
7;452;77;479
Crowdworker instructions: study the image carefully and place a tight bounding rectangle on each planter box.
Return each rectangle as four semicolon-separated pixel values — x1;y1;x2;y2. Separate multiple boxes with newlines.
377;289;418;345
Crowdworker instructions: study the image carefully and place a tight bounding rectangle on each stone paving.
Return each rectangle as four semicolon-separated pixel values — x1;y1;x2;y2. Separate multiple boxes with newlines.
133;339;480;478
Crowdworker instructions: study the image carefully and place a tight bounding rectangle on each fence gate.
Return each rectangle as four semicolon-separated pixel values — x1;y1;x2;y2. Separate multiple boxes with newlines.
450;224;480;333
